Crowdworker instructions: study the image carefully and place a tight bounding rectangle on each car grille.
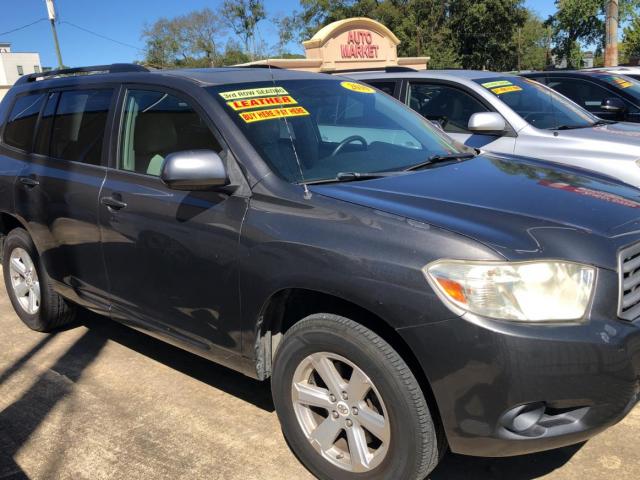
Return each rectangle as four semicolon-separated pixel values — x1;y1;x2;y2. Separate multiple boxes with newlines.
619;242;640;321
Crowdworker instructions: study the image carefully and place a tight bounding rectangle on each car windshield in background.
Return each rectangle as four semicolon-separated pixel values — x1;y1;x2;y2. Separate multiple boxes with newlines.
595;74;640;102
475;76;597;130
208;79;460;183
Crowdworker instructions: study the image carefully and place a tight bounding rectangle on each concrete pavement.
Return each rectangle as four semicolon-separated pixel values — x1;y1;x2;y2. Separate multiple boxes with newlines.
0;273;638;480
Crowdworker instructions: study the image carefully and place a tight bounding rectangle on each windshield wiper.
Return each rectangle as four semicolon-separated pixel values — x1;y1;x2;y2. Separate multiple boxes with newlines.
404;152;476;171
593;119;617;126
553;124;590;130
304;171;404;185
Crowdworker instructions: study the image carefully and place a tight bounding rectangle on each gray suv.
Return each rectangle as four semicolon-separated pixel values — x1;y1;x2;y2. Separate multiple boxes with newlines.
1;64;640;480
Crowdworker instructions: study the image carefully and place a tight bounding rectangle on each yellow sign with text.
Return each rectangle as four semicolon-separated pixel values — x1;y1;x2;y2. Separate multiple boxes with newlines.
340;81;375;94
492;85;523;95
239;106;310;123
219;86;289;101
482;80;512;89
227;95;298;111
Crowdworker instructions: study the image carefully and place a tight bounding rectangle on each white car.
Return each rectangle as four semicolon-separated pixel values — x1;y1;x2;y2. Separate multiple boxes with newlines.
349;69;640;188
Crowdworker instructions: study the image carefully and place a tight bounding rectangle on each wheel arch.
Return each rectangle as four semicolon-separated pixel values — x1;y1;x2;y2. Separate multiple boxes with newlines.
0;212;28;260
255;287;444;434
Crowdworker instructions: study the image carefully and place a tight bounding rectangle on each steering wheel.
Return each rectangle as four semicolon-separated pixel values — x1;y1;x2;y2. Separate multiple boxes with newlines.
330;135;368;157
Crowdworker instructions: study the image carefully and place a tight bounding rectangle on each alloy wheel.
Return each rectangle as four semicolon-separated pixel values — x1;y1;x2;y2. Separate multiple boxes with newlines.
291;352;391;473
9;247;40;315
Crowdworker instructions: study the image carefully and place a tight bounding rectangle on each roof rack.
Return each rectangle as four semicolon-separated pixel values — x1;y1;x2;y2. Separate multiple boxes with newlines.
15;63;149;85
328;65;419;75
235;64;282;69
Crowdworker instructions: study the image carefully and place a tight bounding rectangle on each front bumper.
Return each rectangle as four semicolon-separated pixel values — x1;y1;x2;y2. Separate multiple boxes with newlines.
399;268;640;457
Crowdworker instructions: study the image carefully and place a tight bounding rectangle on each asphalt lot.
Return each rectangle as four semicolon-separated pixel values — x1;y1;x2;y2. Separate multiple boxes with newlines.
0;270;639;480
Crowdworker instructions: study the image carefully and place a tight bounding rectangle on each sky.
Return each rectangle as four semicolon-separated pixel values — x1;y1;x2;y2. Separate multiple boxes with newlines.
1;0;558;68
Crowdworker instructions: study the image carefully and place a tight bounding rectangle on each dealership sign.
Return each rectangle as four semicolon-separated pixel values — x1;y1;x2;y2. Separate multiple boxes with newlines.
340;31;380;59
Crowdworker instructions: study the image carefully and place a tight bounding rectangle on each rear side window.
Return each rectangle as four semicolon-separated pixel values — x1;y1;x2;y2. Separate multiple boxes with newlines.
46;89;113;165
3;93;46;152
366;81;396;96
408;83;489;133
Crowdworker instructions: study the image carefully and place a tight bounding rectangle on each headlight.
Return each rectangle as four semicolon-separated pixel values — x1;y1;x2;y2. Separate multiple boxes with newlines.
424;260;595;322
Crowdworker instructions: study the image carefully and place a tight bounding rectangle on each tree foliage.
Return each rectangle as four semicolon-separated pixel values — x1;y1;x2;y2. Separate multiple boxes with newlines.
142;8;228;68
547;0;640;68
623;16;640;61
221;0;266;59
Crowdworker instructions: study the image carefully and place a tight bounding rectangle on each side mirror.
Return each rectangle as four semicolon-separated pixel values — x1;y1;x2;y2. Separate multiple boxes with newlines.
160;150;229;191
601;97;627;113
468;112;507;134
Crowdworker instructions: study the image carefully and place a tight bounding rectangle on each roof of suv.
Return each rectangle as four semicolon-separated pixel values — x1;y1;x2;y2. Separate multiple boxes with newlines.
346;70;513;82
14;64;333;90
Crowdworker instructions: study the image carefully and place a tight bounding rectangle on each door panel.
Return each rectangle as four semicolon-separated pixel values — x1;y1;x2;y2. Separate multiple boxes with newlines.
100;87;247;357
13;89;112;311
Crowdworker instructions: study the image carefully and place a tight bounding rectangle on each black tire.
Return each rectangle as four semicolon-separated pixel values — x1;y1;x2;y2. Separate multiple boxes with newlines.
272;314;443;480
2;228;75;332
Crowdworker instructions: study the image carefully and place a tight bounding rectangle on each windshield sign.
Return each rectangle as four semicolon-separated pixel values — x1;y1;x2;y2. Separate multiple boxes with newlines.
209;79;461;183
475;76;597;130
596;74;640;102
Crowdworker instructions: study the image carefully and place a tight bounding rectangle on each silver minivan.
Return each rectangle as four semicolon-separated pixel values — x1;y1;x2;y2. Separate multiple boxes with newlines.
349;70;640;188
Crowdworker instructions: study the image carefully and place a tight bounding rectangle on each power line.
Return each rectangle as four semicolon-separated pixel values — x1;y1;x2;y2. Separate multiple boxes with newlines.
0;18;48;37
60;20;143;51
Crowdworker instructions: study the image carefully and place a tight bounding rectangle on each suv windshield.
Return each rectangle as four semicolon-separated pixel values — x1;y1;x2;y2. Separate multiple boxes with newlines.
474;76;597;130
208;79;460;183
595;74;640;102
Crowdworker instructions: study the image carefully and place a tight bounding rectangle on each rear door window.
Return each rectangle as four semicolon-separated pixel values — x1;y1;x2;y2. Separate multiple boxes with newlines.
547;78;613;113
3;92;46;152
408;83;489;133
365;81;397;97
46;89;113;165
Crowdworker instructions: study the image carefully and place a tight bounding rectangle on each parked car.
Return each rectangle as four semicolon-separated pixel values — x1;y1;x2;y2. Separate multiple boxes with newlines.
581;66;640;81
348;69;640;188
523;70;640;123
1;64;640;480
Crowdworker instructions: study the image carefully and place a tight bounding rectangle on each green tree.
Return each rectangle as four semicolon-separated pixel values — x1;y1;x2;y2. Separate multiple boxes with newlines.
547;0;640;68
514;11;553;70
142;8;227;68
448;0;527;70
222;0;267;60
623;16;640;61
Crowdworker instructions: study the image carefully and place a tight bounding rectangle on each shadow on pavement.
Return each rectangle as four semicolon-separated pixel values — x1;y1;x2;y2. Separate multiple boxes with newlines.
76;309;275;412
430;443;584;479
0;328;108;479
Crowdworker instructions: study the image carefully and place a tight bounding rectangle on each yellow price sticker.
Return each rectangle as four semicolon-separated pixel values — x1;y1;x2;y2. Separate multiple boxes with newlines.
239;106;310;123
340;81;375;94
227;95;298;111
492;85;523;95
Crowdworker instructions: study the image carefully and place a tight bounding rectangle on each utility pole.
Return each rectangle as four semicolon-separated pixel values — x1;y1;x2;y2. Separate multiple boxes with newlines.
45;0;64;68
605;0;619;67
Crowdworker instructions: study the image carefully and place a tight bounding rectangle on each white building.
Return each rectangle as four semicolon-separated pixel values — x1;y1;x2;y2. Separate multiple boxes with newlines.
0;43;43;101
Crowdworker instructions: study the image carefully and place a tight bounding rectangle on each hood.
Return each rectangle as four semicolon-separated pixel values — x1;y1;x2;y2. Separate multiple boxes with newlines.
312;154;640;270
553;122;640;155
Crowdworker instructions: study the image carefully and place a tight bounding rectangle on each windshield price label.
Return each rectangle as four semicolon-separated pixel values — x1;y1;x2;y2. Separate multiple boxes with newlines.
227;95;298;111
219;86;289;100
340;81;375;94
239;106;310;123
481;80;512;89
492;85;523;95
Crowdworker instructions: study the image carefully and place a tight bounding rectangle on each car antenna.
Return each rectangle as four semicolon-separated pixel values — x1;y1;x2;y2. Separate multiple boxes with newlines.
266;61;312;200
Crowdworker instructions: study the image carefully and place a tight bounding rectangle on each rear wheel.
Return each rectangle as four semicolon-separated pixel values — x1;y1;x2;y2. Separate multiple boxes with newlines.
272;314;442;480
2;228;75;332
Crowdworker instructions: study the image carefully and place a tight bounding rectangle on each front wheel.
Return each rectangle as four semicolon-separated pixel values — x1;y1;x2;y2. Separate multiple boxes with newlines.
2;228;75;332
271;314;443;480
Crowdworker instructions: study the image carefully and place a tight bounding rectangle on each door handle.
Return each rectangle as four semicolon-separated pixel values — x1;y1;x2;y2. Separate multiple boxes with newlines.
101;196;128;210
19;176;39;188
